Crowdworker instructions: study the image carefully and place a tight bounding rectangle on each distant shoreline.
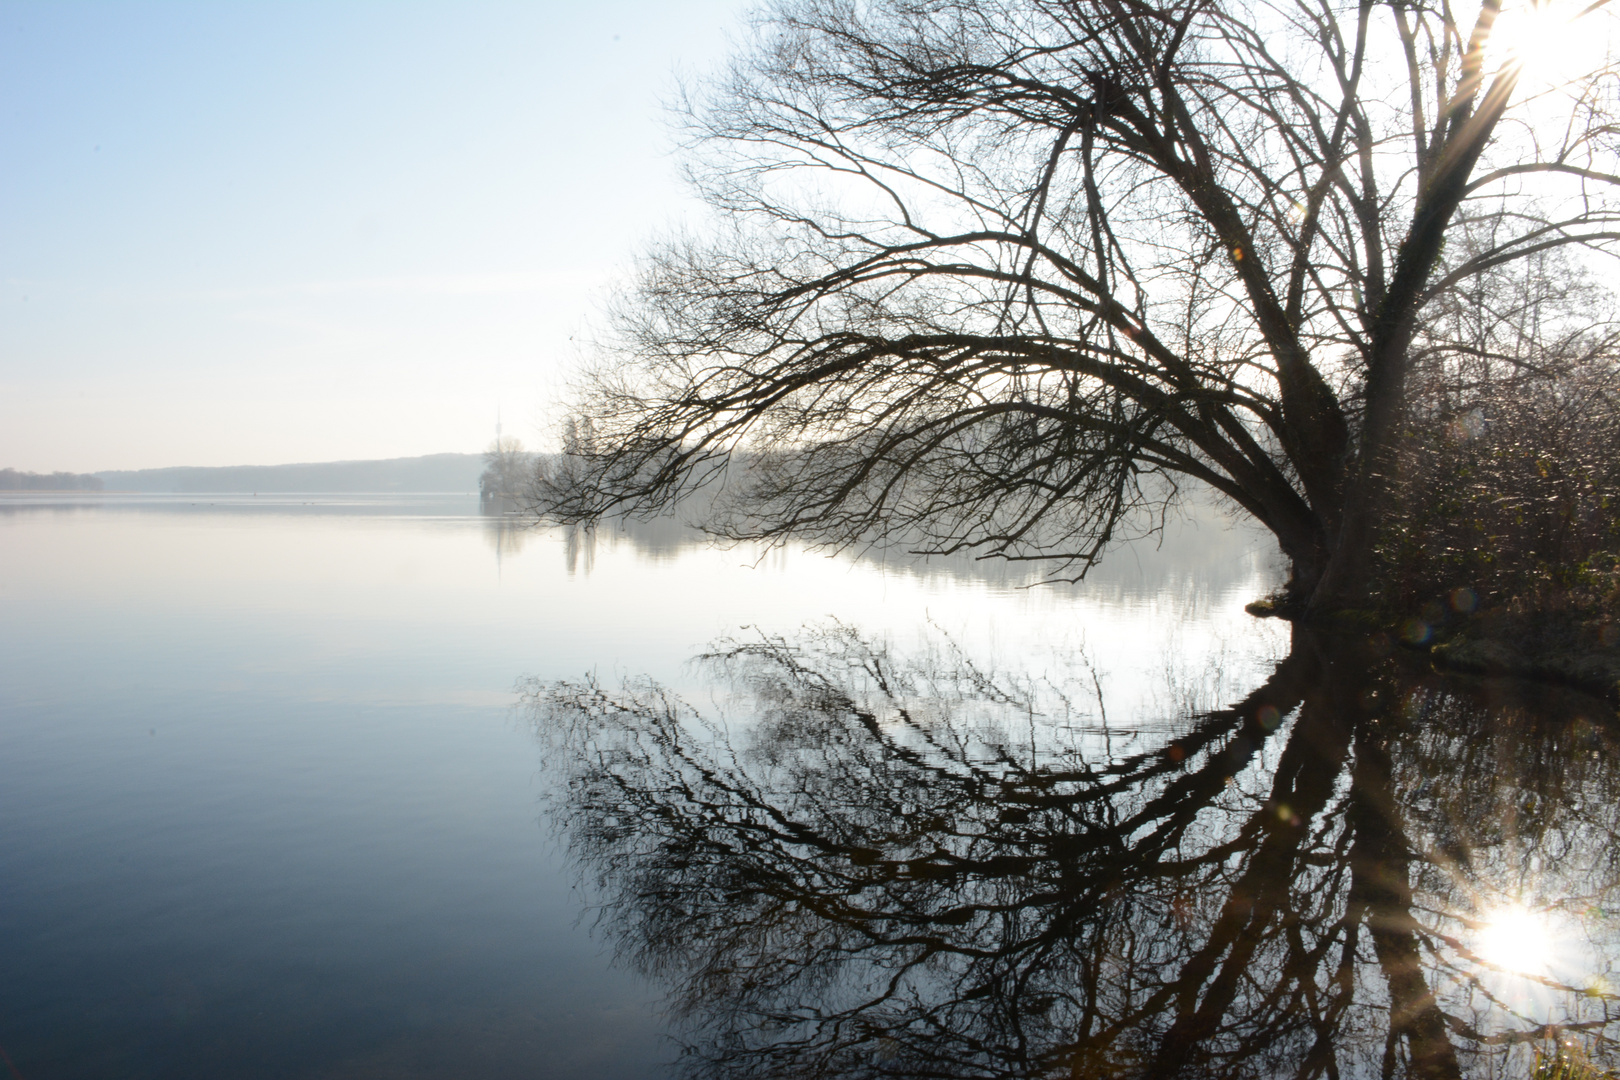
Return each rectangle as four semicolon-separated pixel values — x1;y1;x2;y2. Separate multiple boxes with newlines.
0;489;479;496
90;453;486;494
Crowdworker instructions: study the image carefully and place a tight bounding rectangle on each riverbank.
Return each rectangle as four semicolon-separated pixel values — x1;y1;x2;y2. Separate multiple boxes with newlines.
1247;598;1620;705
1427;632;1620;706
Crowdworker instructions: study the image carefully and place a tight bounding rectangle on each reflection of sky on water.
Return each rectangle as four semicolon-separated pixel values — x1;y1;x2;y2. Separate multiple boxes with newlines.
25;495;1613;1078
0;492;1285;1078
493;499;1290;726
6;493;1618;1077
2;491;1286;711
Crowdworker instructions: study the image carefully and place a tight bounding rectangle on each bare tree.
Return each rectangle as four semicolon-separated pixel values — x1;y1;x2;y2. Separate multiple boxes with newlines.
537;0;1620;609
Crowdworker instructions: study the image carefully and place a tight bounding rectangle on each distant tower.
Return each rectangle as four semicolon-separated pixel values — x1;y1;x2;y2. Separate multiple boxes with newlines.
482;407;504;510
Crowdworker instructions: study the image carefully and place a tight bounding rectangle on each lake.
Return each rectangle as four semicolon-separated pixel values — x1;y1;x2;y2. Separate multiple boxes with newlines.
2;494;1616;1079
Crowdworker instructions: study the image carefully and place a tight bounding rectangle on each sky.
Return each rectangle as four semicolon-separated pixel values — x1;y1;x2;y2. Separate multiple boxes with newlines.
1;1;751;472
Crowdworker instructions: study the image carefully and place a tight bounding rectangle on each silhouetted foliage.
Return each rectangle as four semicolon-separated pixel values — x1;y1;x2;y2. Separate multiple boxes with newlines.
1378;237;1620;626
1386;376;1620;619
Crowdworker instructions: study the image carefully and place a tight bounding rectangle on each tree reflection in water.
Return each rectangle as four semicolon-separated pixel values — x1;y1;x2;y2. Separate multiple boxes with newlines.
522;624;1620;1079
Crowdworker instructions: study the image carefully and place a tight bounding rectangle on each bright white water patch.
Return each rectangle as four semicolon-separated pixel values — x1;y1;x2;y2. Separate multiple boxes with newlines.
1475;905;1556;976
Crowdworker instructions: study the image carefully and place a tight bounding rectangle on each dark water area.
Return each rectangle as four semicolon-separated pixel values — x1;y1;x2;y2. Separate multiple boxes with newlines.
2;494;1614;1078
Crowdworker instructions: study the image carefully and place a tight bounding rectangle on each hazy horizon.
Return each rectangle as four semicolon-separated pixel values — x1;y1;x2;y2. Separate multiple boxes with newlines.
92;449;483;475
0;450;476;475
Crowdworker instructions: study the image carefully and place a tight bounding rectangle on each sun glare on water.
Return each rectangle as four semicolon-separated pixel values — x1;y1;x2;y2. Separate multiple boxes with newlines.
1474;906;1556;976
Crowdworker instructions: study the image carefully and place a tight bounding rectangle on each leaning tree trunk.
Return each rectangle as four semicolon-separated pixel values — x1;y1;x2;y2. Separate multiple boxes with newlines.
1307;60;1519;615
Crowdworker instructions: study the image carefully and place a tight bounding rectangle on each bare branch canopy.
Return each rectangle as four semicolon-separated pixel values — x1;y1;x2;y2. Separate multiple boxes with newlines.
536;0;1620;607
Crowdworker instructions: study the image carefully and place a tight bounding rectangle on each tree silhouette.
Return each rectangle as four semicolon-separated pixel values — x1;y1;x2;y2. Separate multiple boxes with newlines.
537;0;1620;608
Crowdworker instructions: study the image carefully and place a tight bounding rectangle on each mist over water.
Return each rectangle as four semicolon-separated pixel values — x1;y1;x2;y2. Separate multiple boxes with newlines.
3;494;1611;1077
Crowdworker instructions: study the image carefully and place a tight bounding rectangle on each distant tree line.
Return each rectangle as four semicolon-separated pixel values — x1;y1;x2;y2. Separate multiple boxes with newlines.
97;454;484;494
0;469;104;491
479;437;536;502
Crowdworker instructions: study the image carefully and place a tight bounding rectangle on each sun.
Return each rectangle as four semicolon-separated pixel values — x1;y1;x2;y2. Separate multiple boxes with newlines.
1473;905;1556;976
1485;0;1614;89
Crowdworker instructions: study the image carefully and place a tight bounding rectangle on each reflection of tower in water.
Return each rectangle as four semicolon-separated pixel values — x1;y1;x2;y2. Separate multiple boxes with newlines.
482;513;532;570
562;522;595;576
483;515;593;575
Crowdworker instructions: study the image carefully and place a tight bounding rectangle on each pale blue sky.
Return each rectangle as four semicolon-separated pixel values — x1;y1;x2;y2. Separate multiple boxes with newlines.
1;1;750;471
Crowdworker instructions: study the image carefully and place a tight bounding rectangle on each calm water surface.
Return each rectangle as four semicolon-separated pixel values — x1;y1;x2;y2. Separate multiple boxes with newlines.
2;494;1615;1078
